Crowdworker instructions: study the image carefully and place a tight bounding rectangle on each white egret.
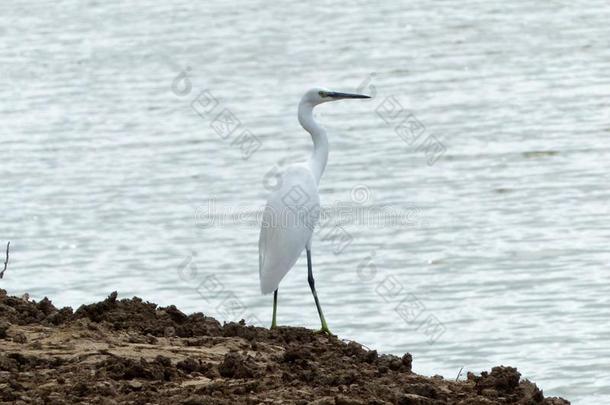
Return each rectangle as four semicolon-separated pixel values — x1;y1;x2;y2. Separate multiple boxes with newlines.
258;88;370;334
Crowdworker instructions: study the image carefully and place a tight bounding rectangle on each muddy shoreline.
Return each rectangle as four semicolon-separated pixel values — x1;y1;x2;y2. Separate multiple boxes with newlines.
0;289;569;404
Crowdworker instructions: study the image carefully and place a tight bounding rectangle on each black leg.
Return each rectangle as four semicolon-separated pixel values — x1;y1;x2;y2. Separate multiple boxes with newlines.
307;248;330;333
271;289;278;329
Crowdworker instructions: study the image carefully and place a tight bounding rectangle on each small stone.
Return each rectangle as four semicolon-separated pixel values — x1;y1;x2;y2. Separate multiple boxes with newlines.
401;353;413;372
12;332;27;344
181;396;207;405
127;380;143;390
0;322;9;339
365;349;378;363
335;394;365;405
397;393;430;405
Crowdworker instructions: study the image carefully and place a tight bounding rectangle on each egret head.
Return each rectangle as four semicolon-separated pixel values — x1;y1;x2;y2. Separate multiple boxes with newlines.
301;87;371;106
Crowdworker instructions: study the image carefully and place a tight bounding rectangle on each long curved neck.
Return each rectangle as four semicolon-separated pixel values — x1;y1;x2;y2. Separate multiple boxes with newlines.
298;101;328;183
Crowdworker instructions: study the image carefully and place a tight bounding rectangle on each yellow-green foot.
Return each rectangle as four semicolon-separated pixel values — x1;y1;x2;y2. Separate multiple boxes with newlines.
315;324;333;336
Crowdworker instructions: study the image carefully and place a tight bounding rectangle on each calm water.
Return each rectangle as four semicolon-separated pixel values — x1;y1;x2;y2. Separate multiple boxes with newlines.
1;1;609;402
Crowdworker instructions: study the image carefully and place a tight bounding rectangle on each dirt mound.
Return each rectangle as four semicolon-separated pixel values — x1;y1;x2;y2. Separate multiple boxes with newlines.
72;291;223;338
0;289;570;404
0;289;72;326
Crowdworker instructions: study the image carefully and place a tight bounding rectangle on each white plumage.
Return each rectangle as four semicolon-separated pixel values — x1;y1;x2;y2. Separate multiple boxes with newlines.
257;87;370;332
259;163;320;294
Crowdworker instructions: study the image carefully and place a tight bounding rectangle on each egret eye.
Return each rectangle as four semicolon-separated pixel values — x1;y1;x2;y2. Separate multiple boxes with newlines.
318;91;327;97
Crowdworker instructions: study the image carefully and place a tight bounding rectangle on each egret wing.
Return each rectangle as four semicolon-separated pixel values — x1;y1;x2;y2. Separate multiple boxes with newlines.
259;165;320;294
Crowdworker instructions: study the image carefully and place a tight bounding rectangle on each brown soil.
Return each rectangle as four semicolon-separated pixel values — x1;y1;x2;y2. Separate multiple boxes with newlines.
0;289;570;404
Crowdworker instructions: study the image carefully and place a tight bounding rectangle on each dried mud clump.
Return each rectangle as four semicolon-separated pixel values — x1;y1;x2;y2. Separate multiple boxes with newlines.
0;289;571;404
97;355;180;381
73;291;223;337
218;351;260;378
473;366;522;395
0;289;72;325
467;366;568;405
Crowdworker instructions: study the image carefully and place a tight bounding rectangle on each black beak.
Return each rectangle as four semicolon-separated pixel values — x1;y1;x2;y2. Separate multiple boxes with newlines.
327;91;371;99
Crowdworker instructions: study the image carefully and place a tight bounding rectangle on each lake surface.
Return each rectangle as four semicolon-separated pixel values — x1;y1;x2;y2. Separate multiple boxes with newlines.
1;1;609;402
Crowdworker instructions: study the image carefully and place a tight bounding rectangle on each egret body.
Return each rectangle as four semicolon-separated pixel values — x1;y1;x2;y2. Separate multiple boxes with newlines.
258;88;370;333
